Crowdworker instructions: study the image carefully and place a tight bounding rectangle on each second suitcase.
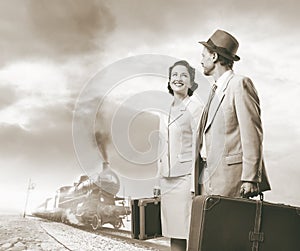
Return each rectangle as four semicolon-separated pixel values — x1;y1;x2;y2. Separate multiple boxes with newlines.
188;195;300;251
131;197;162;240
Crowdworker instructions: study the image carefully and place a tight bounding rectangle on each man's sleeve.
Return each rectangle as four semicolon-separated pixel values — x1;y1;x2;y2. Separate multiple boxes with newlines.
235;77;263;183
190;100;204;192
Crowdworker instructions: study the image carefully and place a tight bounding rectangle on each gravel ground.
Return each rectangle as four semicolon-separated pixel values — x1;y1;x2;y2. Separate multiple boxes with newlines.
0;215;170;251
0;215;66;251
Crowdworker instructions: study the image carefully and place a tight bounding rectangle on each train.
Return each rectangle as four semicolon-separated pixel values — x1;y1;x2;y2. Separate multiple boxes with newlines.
33;163;130;230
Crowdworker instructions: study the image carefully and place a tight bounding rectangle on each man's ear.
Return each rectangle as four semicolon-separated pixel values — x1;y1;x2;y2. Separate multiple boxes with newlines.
212;52;218;63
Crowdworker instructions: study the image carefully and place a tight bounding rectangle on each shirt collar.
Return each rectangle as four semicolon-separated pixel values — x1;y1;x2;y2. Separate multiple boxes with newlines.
215;70;233;91
182;95;191;107
171;95;191;111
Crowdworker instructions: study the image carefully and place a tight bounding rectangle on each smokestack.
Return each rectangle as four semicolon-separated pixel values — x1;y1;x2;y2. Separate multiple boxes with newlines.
97;162;120;195
102;161;109;170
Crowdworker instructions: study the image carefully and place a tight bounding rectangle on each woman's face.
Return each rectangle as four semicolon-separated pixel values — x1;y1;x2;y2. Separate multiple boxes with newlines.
170;65;192;96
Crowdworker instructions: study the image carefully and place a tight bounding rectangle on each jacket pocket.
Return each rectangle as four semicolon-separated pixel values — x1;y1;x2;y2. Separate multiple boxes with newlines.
225;153;243;165
178;152;192;163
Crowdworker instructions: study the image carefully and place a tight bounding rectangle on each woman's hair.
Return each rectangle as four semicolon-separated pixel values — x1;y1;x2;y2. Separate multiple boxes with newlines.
167;60;198;96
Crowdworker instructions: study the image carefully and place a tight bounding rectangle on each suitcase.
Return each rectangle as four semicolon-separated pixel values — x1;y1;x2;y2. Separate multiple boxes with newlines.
131;197;162;240
188;195;300;251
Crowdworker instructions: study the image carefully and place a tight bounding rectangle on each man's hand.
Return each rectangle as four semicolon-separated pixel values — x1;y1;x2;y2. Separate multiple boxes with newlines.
240;182;259;198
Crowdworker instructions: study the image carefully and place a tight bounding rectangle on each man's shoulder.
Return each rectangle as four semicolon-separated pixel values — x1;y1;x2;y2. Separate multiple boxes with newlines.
229;73;254;89
230;73;252;83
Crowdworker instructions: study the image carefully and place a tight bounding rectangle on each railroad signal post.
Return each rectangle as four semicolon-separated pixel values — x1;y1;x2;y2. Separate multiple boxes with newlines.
23;178;35;218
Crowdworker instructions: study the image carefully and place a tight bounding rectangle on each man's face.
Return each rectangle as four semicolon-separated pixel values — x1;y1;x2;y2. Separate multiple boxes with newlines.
201;47;215;76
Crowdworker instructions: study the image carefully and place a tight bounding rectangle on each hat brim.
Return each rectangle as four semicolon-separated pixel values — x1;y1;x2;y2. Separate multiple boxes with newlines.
199;41;240;61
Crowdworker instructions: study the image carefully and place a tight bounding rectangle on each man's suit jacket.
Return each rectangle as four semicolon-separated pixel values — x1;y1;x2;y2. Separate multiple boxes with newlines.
158;97;203;189
196;72;271;197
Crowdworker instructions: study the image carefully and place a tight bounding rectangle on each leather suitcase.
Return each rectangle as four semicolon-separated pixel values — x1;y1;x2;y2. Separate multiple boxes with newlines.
131;197;162;240
188;195;300;251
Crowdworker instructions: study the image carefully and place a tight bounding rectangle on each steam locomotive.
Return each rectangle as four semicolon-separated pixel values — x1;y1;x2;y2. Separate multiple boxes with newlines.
33;163;130;230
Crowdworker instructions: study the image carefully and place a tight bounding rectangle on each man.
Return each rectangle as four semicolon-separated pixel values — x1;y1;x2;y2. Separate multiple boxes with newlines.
195;29;271;198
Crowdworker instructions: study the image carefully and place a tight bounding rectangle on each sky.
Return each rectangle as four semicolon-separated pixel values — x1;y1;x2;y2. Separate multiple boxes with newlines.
0;0;300;214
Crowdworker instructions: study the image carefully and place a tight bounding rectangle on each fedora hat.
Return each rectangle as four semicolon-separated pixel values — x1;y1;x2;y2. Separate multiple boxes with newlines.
199;29;240;61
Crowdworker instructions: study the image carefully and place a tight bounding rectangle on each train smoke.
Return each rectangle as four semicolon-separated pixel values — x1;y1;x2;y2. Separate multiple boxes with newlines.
94;100;113;163
65;209;84;226
95;130;110;162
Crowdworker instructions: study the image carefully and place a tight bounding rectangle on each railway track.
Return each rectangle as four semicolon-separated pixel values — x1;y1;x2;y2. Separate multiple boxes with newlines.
34;216;170;251
87;226;170;251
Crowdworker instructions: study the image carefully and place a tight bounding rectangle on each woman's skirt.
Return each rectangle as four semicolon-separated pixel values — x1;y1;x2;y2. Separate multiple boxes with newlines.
160;174;193;239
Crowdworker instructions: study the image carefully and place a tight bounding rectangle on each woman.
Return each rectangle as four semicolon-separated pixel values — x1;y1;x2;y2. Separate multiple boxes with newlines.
157;60;203;251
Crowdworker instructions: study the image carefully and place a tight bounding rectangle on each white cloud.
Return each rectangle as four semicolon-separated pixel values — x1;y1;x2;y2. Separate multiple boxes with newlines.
0;61;74;129
0;61;69;101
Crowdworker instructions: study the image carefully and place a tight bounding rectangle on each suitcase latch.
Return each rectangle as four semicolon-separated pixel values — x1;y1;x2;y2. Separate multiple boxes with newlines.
249;231;264;242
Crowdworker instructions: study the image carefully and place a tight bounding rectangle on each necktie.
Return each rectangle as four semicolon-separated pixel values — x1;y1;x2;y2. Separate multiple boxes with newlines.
197;84;217;154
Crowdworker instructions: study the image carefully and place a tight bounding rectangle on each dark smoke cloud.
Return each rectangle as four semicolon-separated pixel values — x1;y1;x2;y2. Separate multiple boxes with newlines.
92;96;160;179
93;97;117;163
95;130;110;162
0;0;115;64
27;0;115;54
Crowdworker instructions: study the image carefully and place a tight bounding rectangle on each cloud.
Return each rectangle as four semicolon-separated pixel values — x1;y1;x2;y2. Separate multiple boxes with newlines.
0;60;78;173
263;122;300;206
0;0;115;64
102;102;160;179
0;61;69;96
256;77;300;135
106;0;298;39
99;0;300;75
0;110;72;161
0;61;75;130
0;84;17;110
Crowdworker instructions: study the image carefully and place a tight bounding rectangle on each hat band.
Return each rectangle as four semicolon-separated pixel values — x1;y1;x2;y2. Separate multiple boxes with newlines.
207;39;236;59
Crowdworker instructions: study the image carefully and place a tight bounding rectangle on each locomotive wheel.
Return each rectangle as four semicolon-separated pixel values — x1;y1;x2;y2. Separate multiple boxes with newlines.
91;215;101;230
113;218;123;229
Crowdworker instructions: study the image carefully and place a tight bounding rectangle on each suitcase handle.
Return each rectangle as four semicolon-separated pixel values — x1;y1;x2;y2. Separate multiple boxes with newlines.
259;192;264;201
249;199;264;251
